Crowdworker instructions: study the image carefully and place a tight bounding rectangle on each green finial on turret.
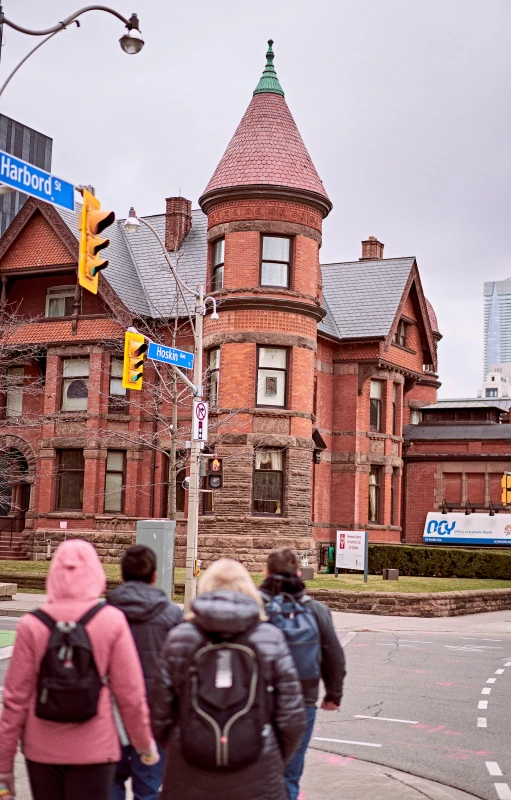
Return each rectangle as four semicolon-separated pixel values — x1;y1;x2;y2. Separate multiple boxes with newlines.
253;39;285;96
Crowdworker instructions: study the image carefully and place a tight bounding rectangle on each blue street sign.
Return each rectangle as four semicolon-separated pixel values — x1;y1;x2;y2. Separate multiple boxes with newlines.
0;150;75;211
148;341;194;371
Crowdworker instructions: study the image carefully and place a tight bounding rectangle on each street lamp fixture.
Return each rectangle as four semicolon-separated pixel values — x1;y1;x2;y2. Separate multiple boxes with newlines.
119;14;144;55
124;207;141;233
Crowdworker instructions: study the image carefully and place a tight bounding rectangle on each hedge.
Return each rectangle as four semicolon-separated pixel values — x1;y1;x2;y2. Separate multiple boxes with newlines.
367;544;511;580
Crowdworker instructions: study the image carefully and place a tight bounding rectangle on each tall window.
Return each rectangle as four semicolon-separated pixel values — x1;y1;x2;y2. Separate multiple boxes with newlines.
46;286;76;318
486;388;498;398
257;347;287;407
104;451;125;513
253;450;284;515
261;236;290;288
392;383;398;435
409;409;422;425
62;358;89;411
369;380;383;432
109;357;128;413
391;468;399;526
392;320;408;347
368;466;381;523
56;450;85;510
5;366;24;417
208;348;220;407
212;239;224;291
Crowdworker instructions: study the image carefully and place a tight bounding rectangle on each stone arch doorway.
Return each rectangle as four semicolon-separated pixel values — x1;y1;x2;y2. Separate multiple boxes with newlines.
0;436;36;533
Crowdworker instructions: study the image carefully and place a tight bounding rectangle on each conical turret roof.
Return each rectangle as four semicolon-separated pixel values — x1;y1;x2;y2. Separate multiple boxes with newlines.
200;41;331;215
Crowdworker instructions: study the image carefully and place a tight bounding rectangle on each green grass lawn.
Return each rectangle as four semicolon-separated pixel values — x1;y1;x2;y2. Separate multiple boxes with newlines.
2;561;510;594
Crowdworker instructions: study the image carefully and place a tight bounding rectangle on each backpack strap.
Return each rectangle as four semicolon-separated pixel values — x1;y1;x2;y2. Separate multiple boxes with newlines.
78;601;107;627
30;609;56;631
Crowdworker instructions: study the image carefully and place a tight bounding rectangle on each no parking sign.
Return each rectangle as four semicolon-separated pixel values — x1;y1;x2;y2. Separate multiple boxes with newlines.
192;400;209;441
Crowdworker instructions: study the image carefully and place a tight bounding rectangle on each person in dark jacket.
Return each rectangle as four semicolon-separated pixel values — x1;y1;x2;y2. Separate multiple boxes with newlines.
108;544;183;800
151;557;306;800
260;548;346;800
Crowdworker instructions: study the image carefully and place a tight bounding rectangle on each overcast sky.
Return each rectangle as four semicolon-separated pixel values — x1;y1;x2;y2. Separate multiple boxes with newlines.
1;0;510;398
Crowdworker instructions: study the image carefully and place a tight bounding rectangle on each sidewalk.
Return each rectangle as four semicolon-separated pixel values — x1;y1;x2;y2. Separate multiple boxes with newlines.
0;593;44;617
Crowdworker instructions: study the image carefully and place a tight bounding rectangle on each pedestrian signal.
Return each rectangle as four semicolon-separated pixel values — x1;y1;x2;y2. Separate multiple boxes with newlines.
122;330;147;391
207;457;223;489
502;473;511;506
78;189;115;295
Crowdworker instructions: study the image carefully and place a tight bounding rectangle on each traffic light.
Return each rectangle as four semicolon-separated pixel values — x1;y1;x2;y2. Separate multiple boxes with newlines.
502;473;511;506
78;188;115;295
122;330;148;391
207;457;223;489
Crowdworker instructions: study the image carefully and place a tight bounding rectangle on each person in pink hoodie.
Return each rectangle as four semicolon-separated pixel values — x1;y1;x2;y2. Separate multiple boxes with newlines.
0;539;159;800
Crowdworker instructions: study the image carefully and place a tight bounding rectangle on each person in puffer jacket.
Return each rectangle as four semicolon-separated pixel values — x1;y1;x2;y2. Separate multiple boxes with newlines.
151;558;306;800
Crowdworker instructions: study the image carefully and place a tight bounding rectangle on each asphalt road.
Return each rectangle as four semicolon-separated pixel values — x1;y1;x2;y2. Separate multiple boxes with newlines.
1;612;510;800
319;623;511;800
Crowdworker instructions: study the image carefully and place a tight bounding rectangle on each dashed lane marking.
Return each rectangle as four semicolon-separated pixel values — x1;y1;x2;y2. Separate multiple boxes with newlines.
339;632;357;647
505;662;511;667
461;638;502;642
478;718;488;728
479;701;489;710
482;688;492;695
487;678;497;684
487;763;503;777
354;715;419;724
313;737;382;748
495;669;505;675
397;640;434;644
494;784;511;800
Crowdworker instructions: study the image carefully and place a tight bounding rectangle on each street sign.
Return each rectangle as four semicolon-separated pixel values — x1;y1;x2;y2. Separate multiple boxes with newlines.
0;150;75;211
147;341;194;371
192;399;209;441
335;530;369;582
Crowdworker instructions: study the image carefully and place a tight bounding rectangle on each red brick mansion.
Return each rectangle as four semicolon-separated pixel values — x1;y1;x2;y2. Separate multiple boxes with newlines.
0;42;445;565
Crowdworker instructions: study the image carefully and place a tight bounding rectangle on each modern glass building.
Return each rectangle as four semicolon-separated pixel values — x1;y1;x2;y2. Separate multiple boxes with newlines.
0;115;52;235
484;279;511;377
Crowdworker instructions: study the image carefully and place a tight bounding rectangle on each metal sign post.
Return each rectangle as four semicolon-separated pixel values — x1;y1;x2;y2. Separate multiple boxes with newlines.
335;530;369;583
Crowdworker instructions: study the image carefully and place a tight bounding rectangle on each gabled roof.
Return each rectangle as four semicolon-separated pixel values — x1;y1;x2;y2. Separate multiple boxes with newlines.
319;258;415;339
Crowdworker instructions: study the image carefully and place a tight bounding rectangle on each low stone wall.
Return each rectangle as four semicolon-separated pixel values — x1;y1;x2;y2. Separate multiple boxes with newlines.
307;588;511;617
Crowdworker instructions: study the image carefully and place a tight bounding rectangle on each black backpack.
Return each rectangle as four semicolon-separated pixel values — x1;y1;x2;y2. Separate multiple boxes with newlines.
179;629;272;772
30;602;106;723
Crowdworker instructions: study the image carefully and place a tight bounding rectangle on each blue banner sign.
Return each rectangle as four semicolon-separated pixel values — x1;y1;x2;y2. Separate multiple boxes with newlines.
423;512;511;546
148;341;194;371
0;150;75;211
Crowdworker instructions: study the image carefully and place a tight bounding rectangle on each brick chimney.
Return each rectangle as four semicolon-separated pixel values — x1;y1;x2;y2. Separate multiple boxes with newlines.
165;197;192;251
360;236;384;261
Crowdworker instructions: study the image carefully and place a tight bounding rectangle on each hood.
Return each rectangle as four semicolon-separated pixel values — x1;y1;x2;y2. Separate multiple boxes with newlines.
47;539;106;603
191;590;261;637
260;572;306;599
107;581;170;622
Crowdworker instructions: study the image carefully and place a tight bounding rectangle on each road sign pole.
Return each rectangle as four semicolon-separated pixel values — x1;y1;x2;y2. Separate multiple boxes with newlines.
364;531;369;583
184;284;204;612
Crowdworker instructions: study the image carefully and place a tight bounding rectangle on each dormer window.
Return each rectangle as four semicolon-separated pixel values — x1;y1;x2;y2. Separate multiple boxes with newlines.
393;320;408;348
46;286;76;318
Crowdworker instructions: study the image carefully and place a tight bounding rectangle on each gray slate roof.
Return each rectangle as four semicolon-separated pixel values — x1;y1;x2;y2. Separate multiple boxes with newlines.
403;424;511;441
426;398;511;412
319;258;415;339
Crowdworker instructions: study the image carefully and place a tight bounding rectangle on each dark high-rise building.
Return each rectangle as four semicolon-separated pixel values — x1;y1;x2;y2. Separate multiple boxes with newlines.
0;115;52;235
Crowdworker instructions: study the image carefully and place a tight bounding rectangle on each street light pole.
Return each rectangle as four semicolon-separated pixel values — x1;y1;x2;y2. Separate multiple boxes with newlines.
184;285;204;611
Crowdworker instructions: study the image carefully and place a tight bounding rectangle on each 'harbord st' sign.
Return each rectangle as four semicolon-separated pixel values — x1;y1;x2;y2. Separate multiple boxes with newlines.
0;150;75;211
147;341;194;371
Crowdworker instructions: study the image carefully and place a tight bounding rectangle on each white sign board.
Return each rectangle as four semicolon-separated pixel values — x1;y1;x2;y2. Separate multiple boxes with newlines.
423;513;511;546
336;530;368;571
192;399;209;441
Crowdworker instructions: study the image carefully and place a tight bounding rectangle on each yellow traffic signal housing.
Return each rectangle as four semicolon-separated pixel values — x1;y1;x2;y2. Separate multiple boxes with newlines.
122;331;148;391
502;473;511;505
78;189;115;295
207;457;223;489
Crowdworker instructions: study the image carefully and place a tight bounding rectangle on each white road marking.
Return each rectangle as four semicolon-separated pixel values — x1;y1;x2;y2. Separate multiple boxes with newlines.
460;638;502;642
479;701;489;709
494;784;511;800
398;640;434;644
445;646;484;652
478;718;487;728
376;643;396;646
487;678;497;684
496;669;505;675
0;646;13;661
482;688;492;695
505;662;511;667
487;763;503;776
399;645;420;648
446;645;503;651
314;737;382;748
354;715;419;724
340;632;357;647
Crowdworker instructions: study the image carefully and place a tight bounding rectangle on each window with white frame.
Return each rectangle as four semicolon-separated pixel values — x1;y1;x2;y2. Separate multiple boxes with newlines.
256;347;287;407
104;451;125;513
409;409;423;425
212;239;224;291
253;449;284;515
46;286;76;318
62;358;89;411
392;319;408;348
109;357;128;413
5;366;24;417
369;380;383;432
208;348;220;407
261;236;290;288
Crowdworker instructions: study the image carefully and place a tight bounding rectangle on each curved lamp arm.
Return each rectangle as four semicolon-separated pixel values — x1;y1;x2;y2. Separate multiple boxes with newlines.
1;6;139;36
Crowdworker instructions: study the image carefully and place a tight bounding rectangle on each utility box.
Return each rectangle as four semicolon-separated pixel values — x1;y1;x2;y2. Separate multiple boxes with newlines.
383;568;399;581
301;566;314;581
136;519;175;595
